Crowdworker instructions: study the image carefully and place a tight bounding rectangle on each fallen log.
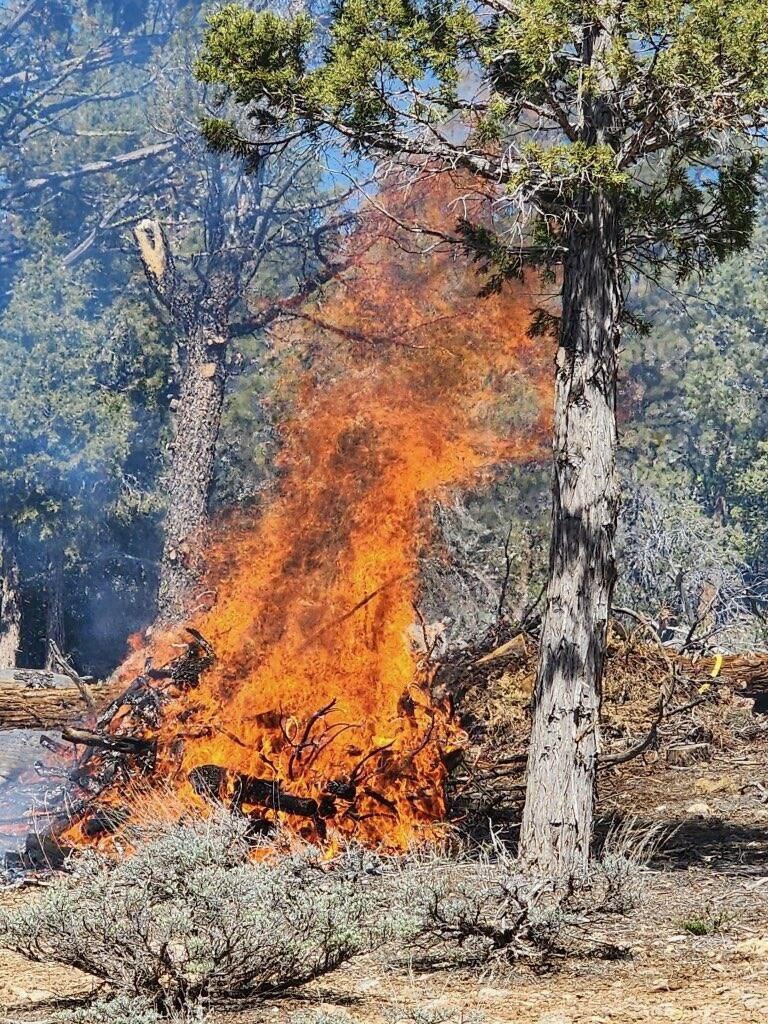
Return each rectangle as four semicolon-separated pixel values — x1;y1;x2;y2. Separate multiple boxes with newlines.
0;678;126;731
0;669;82;689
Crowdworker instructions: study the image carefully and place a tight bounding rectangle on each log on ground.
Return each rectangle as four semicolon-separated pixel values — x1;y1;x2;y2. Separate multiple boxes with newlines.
0;679;126;731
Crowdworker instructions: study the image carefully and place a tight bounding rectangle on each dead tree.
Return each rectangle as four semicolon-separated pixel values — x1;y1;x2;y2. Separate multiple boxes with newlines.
134;216;229;622
1;6;354;633
134;151;353;624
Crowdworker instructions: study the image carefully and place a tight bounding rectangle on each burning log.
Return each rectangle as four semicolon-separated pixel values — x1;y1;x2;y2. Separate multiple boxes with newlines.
188;764;228;801
234;774;335;819
189;764;335;819
4;831;71;871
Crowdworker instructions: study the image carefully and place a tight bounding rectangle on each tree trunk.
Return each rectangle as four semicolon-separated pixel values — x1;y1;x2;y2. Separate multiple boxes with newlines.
133;220;231;625
156;323;227;623
518;190;622;882
44;549;66;669
0;532;21;670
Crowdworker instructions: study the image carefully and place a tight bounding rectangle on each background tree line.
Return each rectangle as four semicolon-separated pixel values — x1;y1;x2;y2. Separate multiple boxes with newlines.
0;0;348;669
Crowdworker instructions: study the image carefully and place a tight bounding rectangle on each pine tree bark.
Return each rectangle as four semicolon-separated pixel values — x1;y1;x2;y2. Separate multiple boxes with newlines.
134;219;231;624
156;321;227;622
0;531;21;670
518;189;622;882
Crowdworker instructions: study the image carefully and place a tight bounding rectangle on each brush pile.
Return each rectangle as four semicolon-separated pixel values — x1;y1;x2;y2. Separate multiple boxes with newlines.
438;628;768;827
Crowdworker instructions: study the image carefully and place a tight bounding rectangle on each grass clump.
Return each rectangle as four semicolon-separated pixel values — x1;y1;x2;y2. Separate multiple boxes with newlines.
590;818;668;914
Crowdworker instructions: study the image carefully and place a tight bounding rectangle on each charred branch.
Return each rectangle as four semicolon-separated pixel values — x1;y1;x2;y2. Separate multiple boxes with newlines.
61;727;154;758
145;628;215;689
188;765;337;820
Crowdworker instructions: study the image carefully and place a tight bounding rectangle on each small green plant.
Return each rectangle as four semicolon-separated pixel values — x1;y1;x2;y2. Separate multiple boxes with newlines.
680;906;729;936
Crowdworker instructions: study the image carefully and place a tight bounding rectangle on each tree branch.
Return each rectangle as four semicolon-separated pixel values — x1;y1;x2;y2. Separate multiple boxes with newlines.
2;140;175;202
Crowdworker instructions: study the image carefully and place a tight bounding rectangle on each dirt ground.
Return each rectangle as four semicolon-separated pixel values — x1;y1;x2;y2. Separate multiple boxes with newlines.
1;733;767;1024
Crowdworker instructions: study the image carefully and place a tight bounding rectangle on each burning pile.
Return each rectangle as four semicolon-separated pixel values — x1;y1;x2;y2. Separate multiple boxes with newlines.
20;180;552;861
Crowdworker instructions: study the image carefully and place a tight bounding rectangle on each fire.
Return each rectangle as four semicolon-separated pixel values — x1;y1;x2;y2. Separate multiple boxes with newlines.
56;177;552;853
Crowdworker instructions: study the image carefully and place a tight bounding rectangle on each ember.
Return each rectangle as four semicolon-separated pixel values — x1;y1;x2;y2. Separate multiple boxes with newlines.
22;181;552;857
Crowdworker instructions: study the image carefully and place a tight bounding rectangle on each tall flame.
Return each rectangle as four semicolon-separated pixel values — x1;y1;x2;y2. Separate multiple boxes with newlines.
63;179;552;851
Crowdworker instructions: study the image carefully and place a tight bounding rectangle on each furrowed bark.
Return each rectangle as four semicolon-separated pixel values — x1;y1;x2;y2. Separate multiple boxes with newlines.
134;218;229;623
156;321;227;622
0;531;21;670
519;188;622;881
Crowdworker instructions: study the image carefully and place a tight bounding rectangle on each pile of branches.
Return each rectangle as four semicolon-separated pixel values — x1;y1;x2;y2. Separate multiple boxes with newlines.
4;610;768;865
435;617;768;828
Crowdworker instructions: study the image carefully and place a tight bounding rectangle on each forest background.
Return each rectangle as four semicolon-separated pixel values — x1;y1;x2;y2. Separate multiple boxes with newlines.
1;0;767;677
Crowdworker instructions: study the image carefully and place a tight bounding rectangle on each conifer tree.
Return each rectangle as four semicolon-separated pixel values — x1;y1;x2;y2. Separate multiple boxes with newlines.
196;1;768;879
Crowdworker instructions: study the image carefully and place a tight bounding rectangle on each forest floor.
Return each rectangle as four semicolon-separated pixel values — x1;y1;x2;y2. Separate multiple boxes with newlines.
1;673;768;1024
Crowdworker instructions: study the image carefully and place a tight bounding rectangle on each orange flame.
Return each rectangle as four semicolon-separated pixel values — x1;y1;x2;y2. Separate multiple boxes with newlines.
62;177;553;852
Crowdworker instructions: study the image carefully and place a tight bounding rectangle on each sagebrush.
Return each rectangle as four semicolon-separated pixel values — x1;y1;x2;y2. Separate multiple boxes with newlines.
0;815;651;1016
0;815;394;1009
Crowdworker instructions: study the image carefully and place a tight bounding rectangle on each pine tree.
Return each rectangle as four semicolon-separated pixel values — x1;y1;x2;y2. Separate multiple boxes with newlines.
195;1;768;880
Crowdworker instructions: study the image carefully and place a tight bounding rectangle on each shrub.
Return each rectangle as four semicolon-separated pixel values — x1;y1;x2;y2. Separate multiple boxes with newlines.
385;839;562;966
55;994;210;1024
590;818;667;914
0;814;394;1010
0;816;617;1018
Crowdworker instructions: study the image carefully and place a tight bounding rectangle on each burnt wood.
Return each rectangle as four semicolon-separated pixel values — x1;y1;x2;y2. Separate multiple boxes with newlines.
61;727;154;757
188;764;337;820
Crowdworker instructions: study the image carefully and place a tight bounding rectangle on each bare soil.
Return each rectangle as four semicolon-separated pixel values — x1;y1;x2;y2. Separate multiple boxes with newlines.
2;730;767;1023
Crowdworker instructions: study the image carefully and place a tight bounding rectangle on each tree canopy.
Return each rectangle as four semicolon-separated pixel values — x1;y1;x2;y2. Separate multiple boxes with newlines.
198;1;768;284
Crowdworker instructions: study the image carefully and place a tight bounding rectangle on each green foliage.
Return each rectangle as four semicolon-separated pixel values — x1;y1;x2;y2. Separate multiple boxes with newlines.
196;7;314;112
679;905;729;936
197;1;768;281
198;117;253;160
0;250;159;544
197;1;477;131
623;203;768;568
509;141;630;196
